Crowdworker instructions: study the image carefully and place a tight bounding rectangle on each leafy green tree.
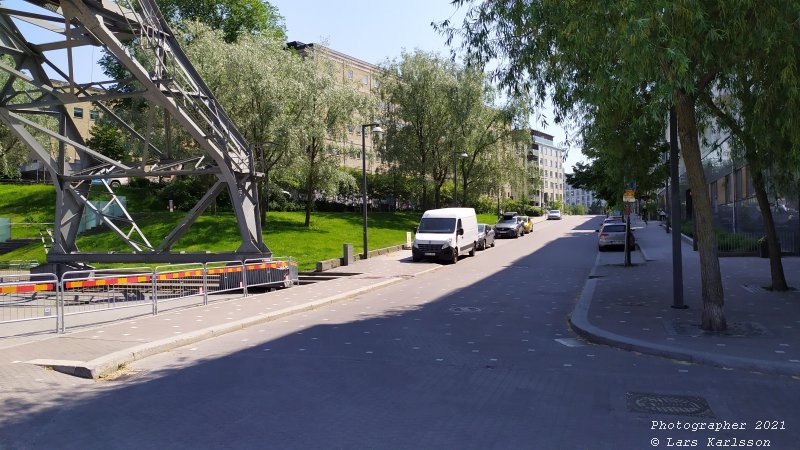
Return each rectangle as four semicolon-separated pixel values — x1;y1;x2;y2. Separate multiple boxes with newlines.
86;120;129;162
440;0;787;330
157;0;286;42
289;52;372;226
182;22;307;225
379;50;461;209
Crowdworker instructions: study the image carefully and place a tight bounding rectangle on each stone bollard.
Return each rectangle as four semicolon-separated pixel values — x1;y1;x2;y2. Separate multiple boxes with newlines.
342;243;355;266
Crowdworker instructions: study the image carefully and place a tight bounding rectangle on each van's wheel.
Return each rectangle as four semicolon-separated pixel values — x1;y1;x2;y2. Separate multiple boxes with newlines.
469;243;476;257
451;248;458;264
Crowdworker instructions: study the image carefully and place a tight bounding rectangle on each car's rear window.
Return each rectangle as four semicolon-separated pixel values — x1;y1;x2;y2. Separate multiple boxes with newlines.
602;224;626;233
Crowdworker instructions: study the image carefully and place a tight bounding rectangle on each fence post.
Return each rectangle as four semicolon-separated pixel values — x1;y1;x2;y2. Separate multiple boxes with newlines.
151;267;158;315
202;263;209;305
57;276;64;333
242;260;249;297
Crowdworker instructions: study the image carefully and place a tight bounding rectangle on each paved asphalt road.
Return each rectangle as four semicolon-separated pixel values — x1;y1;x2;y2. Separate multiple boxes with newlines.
1;216;797;449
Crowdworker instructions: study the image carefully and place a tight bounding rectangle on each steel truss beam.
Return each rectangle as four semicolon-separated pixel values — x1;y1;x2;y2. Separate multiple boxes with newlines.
0;1;269;264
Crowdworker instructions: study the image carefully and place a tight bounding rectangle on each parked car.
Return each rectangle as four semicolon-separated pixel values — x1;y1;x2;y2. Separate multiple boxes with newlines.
547;209;562;220
518;215;533;234
602;217;624;226
477;223;496;250
597;222;633;251
494;212;523;238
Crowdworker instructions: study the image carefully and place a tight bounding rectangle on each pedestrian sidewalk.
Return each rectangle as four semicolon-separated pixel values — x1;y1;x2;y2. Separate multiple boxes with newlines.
0;248;448;382
571;218;800;376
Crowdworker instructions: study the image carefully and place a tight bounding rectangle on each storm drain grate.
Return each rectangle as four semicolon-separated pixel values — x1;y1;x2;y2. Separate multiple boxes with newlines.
626;392;714;417
449;306;481;313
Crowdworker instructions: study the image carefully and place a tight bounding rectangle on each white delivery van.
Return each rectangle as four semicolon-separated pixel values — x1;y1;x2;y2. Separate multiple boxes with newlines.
412;207;479;264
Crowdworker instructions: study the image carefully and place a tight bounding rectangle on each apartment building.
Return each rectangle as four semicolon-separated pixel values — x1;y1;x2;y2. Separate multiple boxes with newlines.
566;183;599;210
20;93;101;179
530;130;566;207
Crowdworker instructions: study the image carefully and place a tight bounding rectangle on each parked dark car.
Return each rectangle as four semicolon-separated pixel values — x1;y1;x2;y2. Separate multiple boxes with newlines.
477;223;496;250
494;212;523;238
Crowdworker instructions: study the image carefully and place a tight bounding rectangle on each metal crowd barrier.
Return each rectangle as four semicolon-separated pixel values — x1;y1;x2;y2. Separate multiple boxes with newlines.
154;263;207;313
61;267;154;322
0;257;300;336
0;273;60;330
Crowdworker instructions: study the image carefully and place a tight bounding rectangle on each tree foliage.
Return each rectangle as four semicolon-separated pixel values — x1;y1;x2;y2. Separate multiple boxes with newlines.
379;50;529;209
437;0;800;330
157;0;286;42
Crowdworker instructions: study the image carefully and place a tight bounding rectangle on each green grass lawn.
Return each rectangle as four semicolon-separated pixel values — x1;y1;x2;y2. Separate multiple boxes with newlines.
1;184;499;271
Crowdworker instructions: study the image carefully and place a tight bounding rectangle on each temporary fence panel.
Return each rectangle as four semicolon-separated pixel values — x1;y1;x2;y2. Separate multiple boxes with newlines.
243;257;297;290
0;273;59;329
0;218;8;242
204;261;246;299
61;267;154;319
154;263;206;310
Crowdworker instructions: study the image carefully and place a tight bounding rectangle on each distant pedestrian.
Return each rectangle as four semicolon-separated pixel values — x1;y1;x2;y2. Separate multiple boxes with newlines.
659;208;667;223
641;206;648;224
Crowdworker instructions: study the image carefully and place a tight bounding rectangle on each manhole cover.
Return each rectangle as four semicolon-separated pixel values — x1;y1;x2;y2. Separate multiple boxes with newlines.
449;306;481;313
626;392;713;417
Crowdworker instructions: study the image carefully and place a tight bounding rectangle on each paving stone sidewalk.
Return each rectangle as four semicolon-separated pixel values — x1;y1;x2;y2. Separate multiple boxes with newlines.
0;248;450;382
571;218;800;376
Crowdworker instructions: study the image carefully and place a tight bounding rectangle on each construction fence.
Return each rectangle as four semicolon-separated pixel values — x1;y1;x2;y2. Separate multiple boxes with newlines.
0;257;298;336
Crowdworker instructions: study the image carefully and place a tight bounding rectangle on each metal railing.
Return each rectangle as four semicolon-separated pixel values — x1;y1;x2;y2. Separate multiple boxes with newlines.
9;222;54;240
0;257;299;336
0;273;60;330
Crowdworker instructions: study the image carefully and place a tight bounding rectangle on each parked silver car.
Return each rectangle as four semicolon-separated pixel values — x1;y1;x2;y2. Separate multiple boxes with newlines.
477;223;496;250
598;222;633;251
547;209;562;220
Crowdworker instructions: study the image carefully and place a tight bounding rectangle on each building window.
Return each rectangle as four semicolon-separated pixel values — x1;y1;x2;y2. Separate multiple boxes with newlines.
347;70;353;80
348;125;354;134
362;75;369;84
374;79;381;88
89;109;99;120
73;107;83;119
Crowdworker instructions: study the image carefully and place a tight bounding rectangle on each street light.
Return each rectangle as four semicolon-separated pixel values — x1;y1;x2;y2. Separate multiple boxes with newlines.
361;122;383;259
452;151;468;206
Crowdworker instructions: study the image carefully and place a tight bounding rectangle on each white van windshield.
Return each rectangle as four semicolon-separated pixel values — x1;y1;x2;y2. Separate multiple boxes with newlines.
418;217;456;233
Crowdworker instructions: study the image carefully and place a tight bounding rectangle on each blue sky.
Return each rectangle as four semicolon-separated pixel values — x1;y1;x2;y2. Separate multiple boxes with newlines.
270;0;582;172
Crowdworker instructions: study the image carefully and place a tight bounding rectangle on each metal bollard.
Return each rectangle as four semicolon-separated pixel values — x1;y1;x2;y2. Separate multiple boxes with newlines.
342;243;354;266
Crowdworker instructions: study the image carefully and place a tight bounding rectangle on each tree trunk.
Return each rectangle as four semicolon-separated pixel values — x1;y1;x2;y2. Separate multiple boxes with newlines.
676;92;726;331
420;169;428;210
751;167;788;290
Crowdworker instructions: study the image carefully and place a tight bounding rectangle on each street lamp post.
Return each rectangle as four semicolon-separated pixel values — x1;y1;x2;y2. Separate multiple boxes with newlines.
361;122;383;259
452;151;468;206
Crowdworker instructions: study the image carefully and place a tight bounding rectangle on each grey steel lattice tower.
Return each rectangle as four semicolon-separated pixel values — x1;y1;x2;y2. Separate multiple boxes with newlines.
0;0;270;268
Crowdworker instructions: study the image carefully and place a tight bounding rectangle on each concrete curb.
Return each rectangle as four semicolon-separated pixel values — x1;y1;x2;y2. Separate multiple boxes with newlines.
569;270;800;378
28;277;405;379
